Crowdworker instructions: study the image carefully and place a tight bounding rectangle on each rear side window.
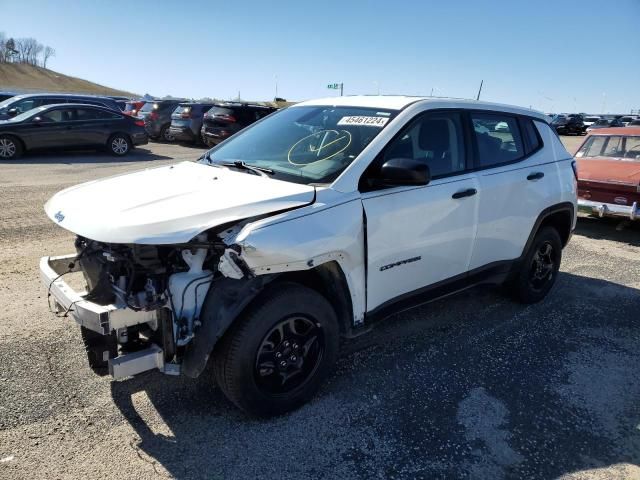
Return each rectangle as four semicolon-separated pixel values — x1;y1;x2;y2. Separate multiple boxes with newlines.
471;113;524;168
75;108;121;120
520;119;542;154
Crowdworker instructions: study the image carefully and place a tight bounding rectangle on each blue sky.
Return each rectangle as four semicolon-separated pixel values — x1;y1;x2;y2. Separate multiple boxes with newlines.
2;0;639;113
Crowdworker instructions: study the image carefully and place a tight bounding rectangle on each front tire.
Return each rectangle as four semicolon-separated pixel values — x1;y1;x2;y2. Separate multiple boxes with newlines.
213;283;340;417
0;135;23;160
509;226;562;304
108;133;131;156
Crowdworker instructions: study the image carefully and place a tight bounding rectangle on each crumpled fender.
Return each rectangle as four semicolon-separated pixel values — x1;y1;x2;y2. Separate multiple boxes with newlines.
181;274;276;378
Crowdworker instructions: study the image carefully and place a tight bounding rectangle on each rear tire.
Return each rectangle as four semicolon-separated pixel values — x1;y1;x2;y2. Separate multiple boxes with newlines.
108;133;132;156
160;125;174;142
509;226;562;304
213;283;340;417
0;135;23;160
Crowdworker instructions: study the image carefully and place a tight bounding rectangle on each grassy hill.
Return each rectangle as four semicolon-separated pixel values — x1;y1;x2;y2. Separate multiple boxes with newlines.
0;63;137;97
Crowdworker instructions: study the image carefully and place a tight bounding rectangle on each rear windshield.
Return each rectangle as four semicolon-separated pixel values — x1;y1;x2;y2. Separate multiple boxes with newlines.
173;104;192;115
206;107;234;117
576;135;640;160
124;103;140;112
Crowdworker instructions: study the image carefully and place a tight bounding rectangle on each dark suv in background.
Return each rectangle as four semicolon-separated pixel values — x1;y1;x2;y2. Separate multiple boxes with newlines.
201;102;277;147
168;102;216;144
551;114;586;135
137;99;185;142
0;93;121;120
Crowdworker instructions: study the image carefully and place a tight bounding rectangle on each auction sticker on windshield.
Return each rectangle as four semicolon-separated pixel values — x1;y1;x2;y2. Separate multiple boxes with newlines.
337;116;389;127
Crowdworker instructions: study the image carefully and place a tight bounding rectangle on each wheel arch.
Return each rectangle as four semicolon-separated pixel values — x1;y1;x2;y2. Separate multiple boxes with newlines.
0;133;27;153
522;202;574;256
181;260;354;378
108;131;133;144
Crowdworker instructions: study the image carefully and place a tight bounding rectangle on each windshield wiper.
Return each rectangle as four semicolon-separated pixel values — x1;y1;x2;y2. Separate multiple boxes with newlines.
217;160;274;177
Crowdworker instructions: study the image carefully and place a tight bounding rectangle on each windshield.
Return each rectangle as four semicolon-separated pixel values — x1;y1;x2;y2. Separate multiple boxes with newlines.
0;95;25;112
203;106;397;184
576;135;640;160
552;116;567;124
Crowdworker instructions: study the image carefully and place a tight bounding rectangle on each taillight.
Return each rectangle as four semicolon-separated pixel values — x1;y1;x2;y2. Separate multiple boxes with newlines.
216;114;236;123
134;119;145;127
571;160;578;181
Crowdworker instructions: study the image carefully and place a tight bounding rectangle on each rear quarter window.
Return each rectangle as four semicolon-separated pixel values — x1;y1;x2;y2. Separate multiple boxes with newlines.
520;118;542;154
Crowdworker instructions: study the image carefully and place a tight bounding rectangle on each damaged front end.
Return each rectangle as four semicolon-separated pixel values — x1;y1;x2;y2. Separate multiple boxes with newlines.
40;229;250;379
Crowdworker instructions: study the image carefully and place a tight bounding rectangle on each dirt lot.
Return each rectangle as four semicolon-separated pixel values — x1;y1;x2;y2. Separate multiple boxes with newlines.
1;137;639;480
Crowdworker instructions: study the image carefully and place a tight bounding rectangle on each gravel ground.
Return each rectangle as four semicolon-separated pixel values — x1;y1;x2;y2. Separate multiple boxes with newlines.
1;137;639;480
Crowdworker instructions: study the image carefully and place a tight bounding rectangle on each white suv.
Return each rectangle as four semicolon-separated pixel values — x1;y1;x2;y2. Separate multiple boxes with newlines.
41;96;577;416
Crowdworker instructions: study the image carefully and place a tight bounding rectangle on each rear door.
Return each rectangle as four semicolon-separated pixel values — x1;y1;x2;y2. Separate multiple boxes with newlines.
70;107;124;146
468;113;557;270
361;111;480;311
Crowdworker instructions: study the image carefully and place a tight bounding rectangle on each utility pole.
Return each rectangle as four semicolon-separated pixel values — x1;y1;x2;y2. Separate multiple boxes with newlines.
340;82;343;96
476;80;483;101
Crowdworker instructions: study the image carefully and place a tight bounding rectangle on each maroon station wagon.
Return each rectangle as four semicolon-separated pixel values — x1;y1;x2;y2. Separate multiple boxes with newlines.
575;127;640;220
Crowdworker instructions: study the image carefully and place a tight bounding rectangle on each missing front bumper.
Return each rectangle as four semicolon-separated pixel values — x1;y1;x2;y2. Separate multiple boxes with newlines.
40;254;177;378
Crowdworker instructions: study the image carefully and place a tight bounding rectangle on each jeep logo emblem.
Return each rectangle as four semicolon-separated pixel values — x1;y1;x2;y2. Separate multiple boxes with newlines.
54;211;65;222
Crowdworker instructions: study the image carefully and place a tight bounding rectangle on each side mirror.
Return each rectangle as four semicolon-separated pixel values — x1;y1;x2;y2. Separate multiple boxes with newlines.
378;157;431;187
7;108;18;117
32;116;43;124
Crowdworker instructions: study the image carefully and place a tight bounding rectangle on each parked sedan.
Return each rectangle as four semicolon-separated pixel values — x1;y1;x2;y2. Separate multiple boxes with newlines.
201;102;277;147
0;93;121;119
168;102;216;144
618;116;638;127
575;127;640;220
0;103;148;160
583;116;600;128
586;118;625;132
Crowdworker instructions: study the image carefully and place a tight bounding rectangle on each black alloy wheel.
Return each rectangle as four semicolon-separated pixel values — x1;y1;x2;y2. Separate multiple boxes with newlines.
509;226;562;304
254;315;325;395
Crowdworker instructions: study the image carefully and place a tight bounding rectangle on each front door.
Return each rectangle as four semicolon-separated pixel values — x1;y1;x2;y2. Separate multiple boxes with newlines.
361;111;479;312
20;107;77;150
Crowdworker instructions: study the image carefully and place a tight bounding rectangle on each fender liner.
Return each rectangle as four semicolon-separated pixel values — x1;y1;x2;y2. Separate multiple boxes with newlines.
181;274;277;378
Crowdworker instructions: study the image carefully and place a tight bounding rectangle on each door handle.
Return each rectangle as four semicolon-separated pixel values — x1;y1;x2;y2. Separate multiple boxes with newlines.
527;172;544;181
452;188;477;199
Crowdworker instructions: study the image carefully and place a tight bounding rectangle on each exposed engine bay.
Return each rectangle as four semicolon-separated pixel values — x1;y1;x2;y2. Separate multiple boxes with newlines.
70;230;247;375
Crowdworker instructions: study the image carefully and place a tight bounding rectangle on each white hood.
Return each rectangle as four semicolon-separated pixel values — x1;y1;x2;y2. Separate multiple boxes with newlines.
44;161;315;244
